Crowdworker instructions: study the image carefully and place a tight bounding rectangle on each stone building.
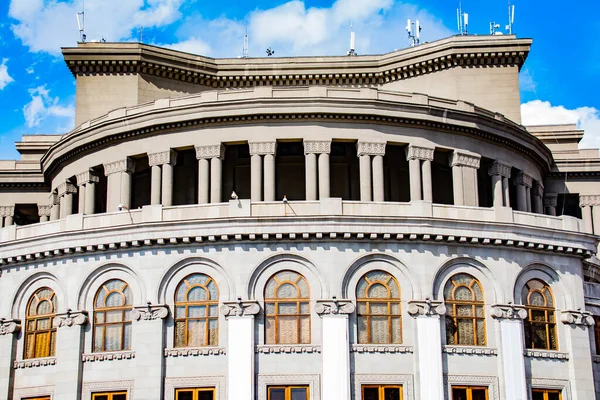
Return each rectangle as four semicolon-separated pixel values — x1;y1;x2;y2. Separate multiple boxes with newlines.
0;34;599;400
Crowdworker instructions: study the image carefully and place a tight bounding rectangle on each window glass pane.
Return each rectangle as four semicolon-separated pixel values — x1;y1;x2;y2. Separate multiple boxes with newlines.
357;302;368;314
198;390;215;400
444;281;454;300
454;286;472;301
188;306;206;318
366;270;391;283
451;387;467;400
209;319;218;346
106;310;123;323
123;323;132;350
175;321;186;347
300;316;310;344
370;303;388;315
265;317;276;344
277;284;299;299
94;326;104;352
92;396;108;400
37;300;52;315
391;317;402;343
453;274;472;286
368;284;389;299
279;316;299;344
532;325;549;349
176;391;194;400
457;318;475;345
476;319;485;345
362;387;379;400
471;282;483;301
105;324;123;351
123;286;133;305
268;388;285;400
187;274;208;286
357;278;369;298
207;280;218;300
446;318;457;345
113;395;127;400
296;278;309;298
176;282;188;302
37;317;51;330
106;292;125;307
188;286;207;301
357;317;368;343
547;391;560;400
543;288;554;307
456;305;474;317
529;292;545;307
188;320;206;347
471;388;487;400
531;390;544;400
291;388;307;400
209;305;219;317
279;302;298;315
370;316;389;344
384;387;401;400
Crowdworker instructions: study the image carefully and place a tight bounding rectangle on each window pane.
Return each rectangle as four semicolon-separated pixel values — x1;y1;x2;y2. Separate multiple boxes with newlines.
106;310;123;323
113;395;127;400
362;387;379;400
368;284;389;299
123;323;132;350
547;391;561;400
265;317;276;344
279;316;299;344
370;316;389;344
457;318;475;345
105;324;123;351
471;388;487;400
370;303;388;315
188;320;207;347
277;284;298;298
92;396;108;400
198;390;215;400
291;387;307;400
268;388;285;400
358;317;368;343
384;387;401;400
175;321;186;347
176;391;194;400
451;388;467;400
531;391;544;400
279;302;298;315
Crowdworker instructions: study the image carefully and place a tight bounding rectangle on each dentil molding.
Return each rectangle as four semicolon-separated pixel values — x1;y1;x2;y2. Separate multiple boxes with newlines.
490;303;527;320
131;303;169;321
164;347;226;357
560;309;595;326
315;298;355;315
407;298;446;317
0;318;21;335
255;345;321;354
14;357;57;369
351;344;413;354
82;350;136;362
220;300;261;317
405;144;434;161
53;310;88;328
356;141;386;157
303;140;331;155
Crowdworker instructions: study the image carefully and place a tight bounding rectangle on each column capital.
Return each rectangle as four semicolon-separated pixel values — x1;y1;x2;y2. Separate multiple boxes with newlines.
490;303;527;320
195;143;225;160
449;150;481;169
544;193;558;207
53;310;88;328
76;170;99;186
357;141;386;157
220;300;261;317
148;149;178;166
248;141;277;156
38;205;52;217
131;303;169;321
303;140;331;155
315;299;355;315
0;206;14;217
51;191;60;206
407;298;446;317
513;171;533;188
406;144;434;161
532;181;544;197
560;309;595;326
579;194;600;207
56;182;77;197
0;318;21;335
488;160;511;178
104;158;135;176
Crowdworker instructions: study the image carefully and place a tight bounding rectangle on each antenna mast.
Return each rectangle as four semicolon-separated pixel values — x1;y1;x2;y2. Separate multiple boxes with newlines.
406;19;421;47
506;2;515;34
76;0;86;42
457;1;469;35
243;27;249;58
347;24;357;56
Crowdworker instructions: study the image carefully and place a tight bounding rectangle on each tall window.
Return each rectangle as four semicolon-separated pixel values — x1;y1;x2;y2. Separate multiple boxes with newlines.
451;386;488;400
362;385;403;400
93;279;133;352
91;392;127;400
265;271;310;344
175;388;215;400
267;386;309;400
594;316;600;355
444;274;485;346
522;279;557;350
174;274;219;347
356;271;402;344
24;287;57;359
531;389;561;400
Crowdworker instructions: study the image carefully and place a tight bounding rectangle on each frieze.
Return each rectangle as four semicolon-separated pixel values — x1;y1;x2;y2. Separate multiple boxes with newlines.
37;205;52;217
356;141;386;157
53;310;88;328
255;345;321;354
248;141;277;156
513;171;533;188
82;350;136;362
488;160;511;178
407;298;446;317
406;145;434;162
449;150;481;169
579;195;600;207
103;158;135;176
351;344;413;354
164;347;226;357
76;170;100;186
149;149;178;166
131;303;169;321
490;303;527;320
315;298;355;315
13;357;56;369
560;309;595;326
0;206;15;218
220;300;261;317
303;140;331;155
544;193;558;207
523;349;569;360
0;318;21;335
443;346;498;356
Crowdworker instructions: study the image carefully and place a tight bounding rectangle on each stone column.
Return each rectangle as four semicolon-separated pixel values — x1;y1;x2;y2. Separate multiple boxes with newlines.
503;176;511;208
250;154;263;202
580;195;595;234
513;171;532;212
53;311;88;400
195;144;225;204
304;140;331;200
131;304;169;400
77;181;86;213
525;187;532;212
491;304;528;400
358;154;372;202
149;150;178;207
319;152;331;199
221;300;261;400
305;152;317;201
249;142;277;202
357;142;386;202
0;206;14;227
544;193;557;216
103;158;135;212
560;310;596;399
0;318;20;400
449;150;481;207
406;145;434;202
532;181;544;214
57;182;77;218
38;205;51;222
592;198;600;236
50;192;60;221
316;299;354;400
488;161;511;207
264;153;276;202
407;299;446;400
76;170;99;215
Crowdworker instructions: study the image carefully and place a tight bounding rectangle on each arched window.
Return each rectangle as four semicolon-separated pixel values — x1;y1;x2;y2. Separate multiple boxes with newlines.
174;273;219;347
356;270;402;344
24;287;57;359
264;270;310;344
93;279;133;352
522;279;557;350
444;273;486;346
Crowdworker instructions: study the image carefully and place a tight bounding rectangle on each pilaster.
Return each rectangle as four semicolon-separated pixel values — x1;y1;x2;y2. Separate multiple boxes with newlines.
560;309;596;400
0;318;21;400
53;311;88;400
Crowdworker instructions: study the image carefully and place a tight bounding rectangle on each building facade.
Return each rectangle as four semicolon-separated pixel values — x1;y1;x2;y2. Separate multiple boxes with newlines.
0;35;600;400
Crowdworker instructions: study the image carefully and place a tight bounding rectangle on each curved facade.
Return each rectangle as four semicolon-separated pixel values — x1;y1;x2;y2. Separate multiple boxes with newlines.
1;35;600;400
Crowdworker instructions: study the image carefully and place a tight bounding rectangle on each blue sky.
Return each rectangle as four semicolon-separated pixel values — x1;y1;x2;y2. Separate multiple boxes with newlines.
0;0;598;160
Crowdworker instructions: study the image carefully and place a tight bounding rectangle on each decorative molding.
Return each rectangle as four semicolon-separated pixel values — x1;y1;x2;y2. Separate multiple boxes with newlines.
56;182;77;197
37;205;52;217
442;346;498;356
444;375;500;400
220;300;261;317
513;171;533;188
14;357;57;369
315;299;355;315
532;181;544;197
353;374;414;400
53;310;88;328
449;150;481;169
0;318;21;335
258;374;320;400
13;385;55;400
148;149;178;166
255;345;321;354
407;298;446;317
579;195;600;207
405;144;434;161
523;349;569;360
351;344;413;354
82;380;134;400
490;303;527;320
82;350;136;362
248;141;277;156
76;170;100;186
165;376;226;400
528;378;572;400
103;158;135;176
0;206;15;217
164;347;226;357
131;303;169;321
488;160;511;178
544;193;558;207
51;192;60;206
560;309;595;326
356;141;386;156
303;140;331;155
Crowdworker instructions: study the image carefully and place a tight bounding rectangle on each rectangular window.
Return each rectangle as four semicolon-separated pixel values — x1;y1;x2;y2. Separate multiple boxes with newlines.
594;316;600;355
91;392;127;400
362;384;403;400
24;397;51;400
175;388;215;400
267;386;309;400
532;388;561;400
451;386;488;400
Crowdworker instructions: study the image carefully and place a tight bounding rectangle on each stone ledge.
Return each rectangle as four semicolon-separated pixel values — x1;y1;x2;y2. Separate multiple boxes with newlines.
443;346;498;356
164;347;226;357
13;357;56;369
82;350;136;362
523;349;569;360
351;344;413;354
255;345;321;354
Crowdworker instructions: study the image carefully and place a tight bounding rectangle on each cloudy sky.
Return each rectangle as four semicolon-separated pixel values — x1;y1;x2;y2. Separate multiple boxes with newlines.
0;0;598;160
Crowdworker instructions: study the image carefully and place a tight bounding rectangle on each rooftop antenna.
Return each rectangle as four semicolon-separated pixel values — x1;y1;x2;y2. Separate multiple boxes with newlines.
347;23;357;56
243;27;249;58
76;0;86;42
457;1;469;35
506;2;515;34
490;22;502;35
406;19;422;47
139;26;144;43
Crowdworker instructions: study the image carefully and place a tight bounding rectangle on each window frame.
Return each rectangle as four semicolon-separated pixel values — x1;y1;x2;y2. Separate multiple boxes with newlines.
24;287;57;359
531;388;562;400
444;274;486;346
361;384;403;400
91;392;128;400
450;385;489;400
267;385;310;400
522;280;557;350
23;397;51;400
175;387;216;400
93;279;133;353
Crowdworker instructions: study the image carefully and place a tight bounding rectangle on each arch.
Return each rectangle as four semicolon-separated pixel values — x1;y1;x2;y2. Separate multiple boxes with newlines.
443;273;486;346
247;253;328;300
512;261;569;310
77;263;145;311
433;257;501;304
10;271;67;319
24;287;58;359
92;278;134;352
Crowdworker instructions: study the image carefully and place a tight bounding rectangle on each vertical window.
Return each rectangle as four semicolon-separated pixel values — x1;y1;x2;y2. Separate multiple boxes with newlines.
362;384;403;400
174;274;219;347
531;388;561;400
91;392;127;400
444;274;486;346
265;271;310;344
175;388;215;400
594;316;600;355
24;287;57;359
93;279;133;352
267;386;309;400
451;386;488;400
356;271;402;344
522;279;557;350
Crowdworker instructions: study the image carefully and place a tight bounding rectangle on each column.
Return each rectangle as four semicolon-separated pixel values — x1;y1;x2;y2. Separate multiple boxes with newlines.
406;145;434;202
357;142;386;202
76;170;99;215
544;193;557;216
77;181;86;213
407;299;446;400
560;310;596;399
57;182;77;218
131;304;169;400
195;144;225;204
0;318;20;400
525;187;532;212
149;150;178;207
0;206;14;227
264;153;276;202
422;159;432;202
50;192;60;221
319;153;331;199
372;155;384;202
489;161;511;207
450;150;481;207
580;196;594;234
149;165;162;205
211;157;223;203
532;181;544;214
305;152;317;201
303;140;331;200
103;158;135;212
316;299;354;400
591;197;600;235
53;311;87;400
491;304;528;400
503;176;511;208
250;154;262;202
513;171;532;212
249;142;277;202
359;154;371;201
221;300;261;400
38;205;51;222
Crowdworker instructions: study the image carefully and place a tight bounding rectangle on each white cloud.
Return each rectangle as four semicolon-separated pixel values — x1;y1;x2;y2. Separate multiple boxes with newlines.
0;58;14;90
161;37;212;55
521;100;600;149
23;86;75;128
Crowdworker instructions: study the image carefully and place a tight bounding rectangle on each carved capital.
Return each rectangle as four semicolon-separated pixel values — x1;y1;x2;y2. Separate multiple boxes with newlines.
0;206;15;217
53;310;88;328
51;192;60;206
449;150;481;169
131;304;169;321
148;149;178;166
407;298;446;317
195;144;225;160
488;160;511;178
560;309;595;326
579;195;600;208
38;205;52;217
405;145;434;161
104;158;135;176
357;141;386;157
315;299;355;315
56;182;77;197
544;193;558;207
303;140;331;155
491;303;527;320
0;318;21;335
513;171;533;188
220;300;261;317
248;141;277;156
532;181;544;197
76;170;100;186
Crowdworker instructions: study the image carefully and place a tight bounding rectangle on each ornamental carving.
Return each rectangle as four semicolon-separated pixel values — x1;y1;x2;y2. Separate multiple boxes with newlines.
350;345;413;354
51;192;60;206
220;300;261;317
560;309;595;326
131;303;169;321
195;144;225;160
443;346;498;356
38;205;52;217
256;345;321;354
406;145;434;161
53;310;88;328
579;195;600;207
544;193;558;207
356;141;386;157
303;140;331;155
315;299;355;315
407;298;446;317
532;181;544;197
513;171;533;188
488;160;511;178
0;206;15;217
76;170;100;186
82;350;136;362
449;150;481;169
14;357;57;369
103;158;135;176
148;149;178;166
164;347;226;357
490;303;527;320
0;318;21;335
523;349;569;360
56;182;77;197
248;141;277;156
